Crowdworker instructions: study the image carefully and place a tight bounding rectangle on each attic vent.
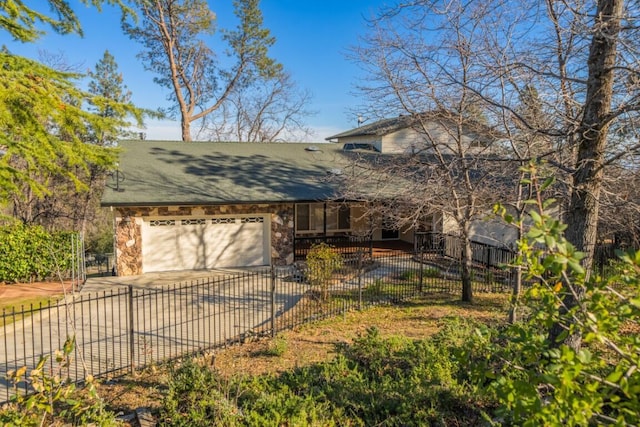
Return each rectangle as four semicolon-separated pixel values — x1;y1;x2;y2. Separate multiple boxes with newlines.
328;168;343;176
305;145;321;152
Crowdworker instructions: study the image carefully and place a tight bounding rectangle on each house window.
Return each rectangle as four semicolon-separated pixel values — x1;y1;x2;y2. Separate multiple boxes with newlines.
296;204;310;231
329;205;351;230
296;203;351;234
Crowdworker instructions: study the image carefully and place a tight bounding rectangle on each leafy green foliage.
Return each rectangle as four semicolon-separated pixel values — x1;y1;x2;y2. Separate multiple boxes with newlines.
159;359;242;427
222;0;281;80
0;223;76;282
87;49;138;145
466;166;640;426
159;318;489;426
0;2;144;205
0;1;132;42
85;224;114;255
263;334;288;357
305;243;343;301
0;337;118;426
0;49;143;203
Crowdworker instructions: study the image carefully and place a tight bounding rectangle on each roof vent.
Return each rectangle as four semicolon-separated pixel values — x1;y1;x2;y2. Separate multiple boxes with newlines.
328;168;343;176
305;145;321;152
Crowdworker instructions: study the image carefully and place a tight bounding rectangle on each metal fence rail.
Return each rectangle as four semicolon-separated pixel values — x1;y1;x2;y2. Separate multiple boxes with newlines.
1;251;513;404
294;235;373;260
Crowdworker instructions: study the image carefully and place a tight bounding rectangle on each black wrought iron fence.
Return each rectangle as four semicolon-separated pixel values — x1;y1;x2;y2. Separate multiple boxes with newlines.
1;250;514;404
415;232;516;269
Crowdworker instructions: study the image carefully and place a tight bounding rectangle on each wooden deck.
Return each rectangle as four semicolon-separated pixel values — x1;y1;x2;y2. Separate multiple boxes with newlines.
370;240;414;256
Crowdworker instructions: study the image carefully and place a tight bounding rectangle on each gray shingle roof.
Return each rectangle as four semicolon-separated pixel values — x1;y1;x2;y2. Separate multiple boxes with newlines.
326;116;415;140
101;141;350;207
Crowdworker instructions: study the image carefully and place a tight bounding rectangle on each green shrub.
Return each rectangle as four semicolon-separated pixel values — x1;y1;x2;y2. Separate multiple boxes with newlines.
305;243;343;301
159;359;242;427
263;322;487;426
482;170;640;426
400;269;419;280
424;267;442;278
364;278;385;297
86;226;113;254
264;334;288;357
0;223;76;283
159;320;489;426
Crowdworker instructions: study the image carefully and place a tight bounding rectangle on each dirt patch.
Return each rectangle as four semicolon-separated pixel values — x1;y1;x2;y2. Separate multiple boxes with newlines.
0;281;77;309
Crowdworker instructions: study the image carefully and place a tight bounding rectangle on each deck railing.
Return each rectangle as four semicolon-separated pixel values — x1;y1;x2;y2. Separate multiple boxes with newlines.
294;234;373;260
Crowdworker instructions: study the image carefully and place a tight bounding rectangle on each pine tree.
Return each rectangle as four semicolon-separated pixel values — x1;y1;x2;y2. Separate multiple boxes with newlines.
87;50;134;145
0;1;144;215
125;0;281;141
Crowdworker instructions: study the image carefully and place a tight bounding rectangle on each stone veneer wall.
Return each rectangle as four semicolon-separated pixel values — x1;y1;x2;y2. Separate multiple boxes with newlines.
114;204;295;276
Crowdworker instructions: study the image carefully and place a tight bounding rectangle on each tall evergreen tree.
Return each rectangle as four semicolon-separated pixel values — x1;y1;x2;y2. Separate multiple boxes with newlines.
0;1;143;217
124;0;281;141
87;50;134;145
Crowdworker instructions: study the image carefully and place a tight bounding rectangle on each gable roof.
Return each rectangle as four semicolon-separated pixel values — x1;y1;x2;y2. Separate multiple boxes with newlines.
325;111;502;143
326;115;417;140
101;141;351;207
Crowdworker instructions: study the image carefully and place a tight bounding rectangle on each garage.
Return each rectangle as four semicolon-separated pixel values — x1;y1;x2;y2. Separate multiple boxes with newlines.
141;216;269;273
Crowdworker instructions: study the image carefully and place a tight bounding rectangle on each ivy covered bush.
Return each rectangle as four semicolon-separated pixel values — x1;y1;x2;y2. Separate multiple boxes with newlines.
0;223;76;283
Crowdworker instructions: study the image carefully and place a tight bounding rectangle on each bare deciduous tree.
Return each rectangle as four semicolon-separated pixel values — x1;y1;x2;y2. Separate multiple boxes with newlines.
201;71;315;142
342;2;512;303
350;0;640;346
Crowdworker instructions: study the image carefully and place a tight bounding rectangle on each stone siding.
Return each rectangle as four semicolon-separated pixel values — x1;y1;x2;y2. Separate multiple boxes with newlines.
114;204;294;276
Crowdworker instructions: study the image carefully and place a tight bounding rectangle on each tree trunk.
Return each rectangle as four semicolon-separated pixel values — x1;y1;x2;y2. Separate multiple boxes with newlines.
461;235;473;303
549;0;623;350
181;116;191;141
509;186;526;324
508;265;522;324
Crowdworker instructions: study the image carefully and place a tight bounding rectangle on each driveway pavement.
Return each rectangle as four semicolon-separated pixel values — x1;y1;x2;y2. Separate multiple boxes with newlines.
1;257;419;404
1;266;307;403
81;268;259;292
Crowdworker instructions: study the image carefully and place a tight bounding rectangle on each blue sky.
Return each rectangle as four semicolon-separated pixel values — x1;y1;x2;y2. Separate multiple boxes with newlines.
2;1;387;141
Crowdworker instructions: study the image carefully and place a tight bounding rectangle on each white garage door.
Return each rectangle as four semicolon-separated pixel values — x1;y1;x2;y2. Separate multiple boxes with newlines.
142;216;269;273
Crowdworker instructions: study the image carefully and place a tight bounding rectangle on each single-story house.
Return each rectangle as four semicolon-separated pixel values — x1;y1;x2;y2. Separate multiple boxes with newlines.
103;140;442;276
103;114;515;276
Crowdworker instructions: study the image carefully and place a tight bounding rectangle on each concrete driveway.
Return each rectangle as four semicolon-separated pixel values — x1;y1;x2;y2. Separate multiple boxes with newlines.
81;267;264;292
1;265;308;404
